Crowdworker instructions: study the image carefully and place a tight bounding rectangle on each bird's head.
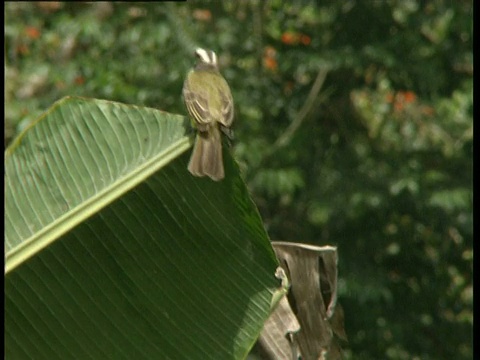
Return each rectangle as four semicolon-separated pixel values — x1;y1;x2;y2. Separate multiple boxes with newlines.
194;48;218;70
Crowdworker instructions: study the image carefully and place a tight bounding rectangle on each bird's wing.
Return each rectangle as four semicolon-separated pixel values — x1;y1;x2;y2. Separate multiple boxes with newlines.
183;86;212;129
219;88;234;127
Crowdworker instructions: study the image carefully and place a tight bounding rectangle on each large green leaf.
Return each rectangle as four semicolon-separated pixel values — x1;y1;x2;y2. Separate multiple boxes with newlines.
5;97;279;359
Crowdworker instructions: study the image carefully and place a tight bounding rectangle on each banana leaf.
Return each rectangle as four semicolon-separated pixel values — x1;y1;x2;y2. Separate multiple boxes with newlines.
5;97;280;359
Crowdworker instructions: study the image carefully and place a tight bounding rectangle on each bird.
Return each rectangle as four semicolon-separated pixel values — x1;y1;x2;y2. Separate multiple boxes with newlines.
182;48;234;181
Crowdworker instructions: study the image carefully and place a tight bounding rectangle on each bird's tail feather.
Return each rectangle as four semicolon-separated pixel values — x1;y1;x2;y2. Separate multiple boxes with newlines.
188;126;224;181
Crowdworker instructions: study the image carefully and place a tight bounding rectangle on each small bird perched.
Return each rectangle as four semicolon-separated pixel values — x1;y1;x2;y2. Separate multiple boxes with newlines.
183;48;234;181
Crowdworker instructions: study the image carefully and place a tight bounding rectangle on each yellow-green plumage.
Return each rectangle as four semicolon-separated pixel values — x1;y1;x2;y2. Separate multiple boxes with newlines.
183;49;234;181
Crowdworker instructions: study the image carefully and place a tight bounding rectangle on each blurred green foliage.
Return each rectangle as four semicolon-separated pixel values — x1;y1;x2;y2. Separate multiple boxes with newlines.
5;1;472;359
